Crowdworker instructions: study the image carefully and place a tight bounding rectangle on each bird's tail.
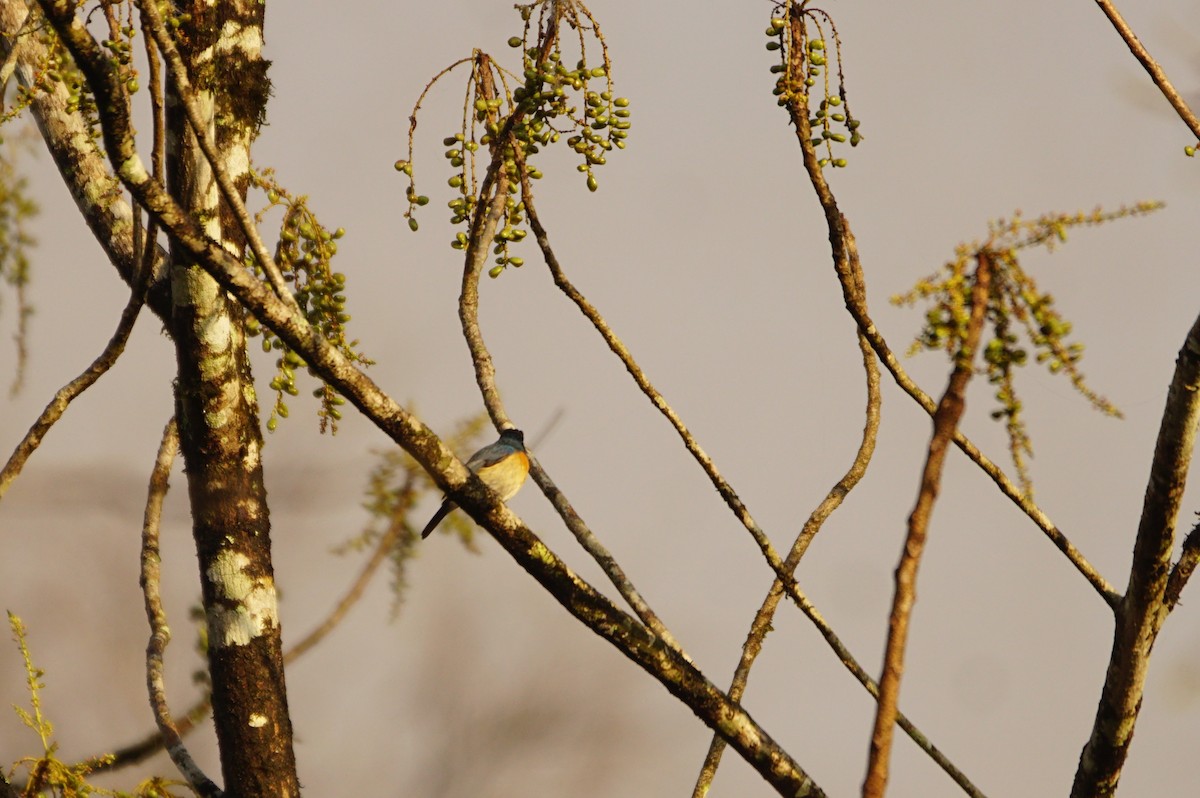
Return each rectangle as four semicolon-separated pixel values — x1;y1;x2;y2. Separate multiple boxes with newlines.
420;500;455;539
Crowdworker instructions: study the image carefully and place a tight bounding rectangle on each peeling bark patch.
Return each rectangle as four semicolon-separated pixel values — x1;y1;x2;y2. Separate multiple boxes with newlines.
205;550;279;647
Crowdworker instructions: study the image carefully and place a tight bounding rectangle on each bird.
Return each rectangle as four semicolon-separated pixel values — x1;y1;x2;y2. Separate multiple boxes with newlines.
420;427;530;539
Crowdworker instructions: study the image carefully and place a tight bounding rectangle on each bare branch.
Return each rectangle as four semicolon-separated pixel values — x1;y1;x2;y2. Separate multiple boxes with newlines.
139;418;223;798
0;258;148;502
1093;0;1200;142
1070;309;1200;797
863;252;992;798
777;10;1118;609
456;62;690;655
694;331;882;796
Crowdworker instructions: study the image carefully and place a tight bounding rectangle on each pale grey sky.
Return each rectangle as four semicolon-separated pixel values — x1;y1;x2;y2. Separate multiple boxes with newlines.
2;2;1199;796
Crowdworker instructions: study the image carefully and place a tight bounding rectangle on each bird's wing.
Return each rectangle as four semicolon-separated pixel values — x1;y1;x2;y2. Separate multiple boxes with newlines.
466;443;517;471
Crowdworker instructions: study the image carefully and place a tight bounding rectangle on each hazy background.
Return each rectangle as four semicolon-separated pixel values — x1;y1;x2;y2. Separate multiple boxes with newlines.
2;1;1199;795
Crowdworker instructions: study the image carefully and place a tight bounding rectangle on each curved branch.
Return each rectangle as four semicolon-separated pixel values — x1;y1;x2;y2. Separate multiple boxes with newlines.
694;331;881;795
454;66;689;656
139;419;223;798
779;17;1118;609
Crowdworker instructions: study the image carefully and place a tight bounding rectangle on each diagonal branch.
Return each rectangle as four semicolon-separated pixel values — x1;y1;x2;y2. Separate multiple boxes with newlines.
1093;0;1200;142
694;331;882;797
454;66;689;656
863;252;993;798
0;249;149;502
780;14;1118;610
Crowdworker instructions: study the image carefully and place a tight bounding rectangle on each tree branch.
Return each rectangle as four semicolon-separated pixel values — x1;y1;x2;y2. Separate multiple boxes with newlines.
139;418;223;798
694;331;882;797
780;12;1118;610
37;4;825;791
0;0;171;319
863;252;992;798
1093;0;1200;142
1070;309;1200;797
136;0;298;311
0;249;148;502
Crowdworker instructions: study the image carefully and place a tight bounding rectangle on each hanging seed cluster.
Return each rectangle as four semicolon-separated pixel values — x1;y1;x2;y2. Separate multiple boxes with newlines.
768;3;862;169
395;0;630;278
245;168;372;434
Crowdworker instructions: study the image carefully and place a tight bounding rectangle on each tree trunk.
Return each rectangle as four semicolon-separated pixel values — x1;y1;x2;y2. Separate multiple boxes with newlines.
165;2;298;796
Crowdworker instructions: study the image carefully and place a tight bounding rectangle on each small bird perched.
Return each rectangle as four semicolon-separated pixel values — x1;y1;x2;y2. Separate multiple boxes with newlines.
420;428;530;539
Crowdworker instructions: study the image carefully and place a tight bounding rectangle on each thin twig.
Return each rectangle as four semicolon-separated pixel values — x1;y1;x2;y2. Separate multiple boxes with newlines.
0;262;149;503
863;252;992;798
510;168;689;654
1093;0;1200;142
694;331;882;797
139;418;222;798
781;12;1118;609
459;53;688;655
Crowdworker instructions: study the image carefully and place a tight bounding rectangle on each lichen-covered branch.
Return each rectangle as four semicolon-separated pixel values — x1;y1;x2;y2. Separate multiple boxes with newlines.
0;0;171;318
139;419;222;798
1070;309;1200;797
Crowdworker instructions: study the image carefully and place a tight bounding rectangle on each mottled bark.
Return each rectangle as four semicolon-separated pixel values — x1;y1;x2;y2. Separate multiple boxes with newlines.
163;2;297;796
1070;311;1200;798
0;0;171;318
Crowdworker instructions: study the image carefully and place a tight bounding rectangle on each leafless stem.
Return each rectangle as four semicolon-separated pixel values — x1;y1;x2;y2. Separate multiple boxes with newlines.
139;418;222;798
1093;0;1200;142
781;13;1118;609
0;261;148;502
863;252;992;798
694;332;882;797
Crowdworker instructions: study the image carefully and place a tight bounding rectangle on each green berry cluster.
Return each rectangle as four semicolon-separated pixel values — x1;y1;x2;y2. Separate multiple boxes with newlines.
395;0;629;278
246;168;372;434
100;26;140;96
767;4;862;168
